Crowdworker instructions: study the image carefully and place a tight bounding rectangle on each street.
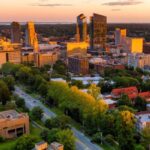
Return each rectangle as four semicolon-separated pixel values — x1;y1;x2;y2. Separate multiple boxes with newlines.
14;86;103;150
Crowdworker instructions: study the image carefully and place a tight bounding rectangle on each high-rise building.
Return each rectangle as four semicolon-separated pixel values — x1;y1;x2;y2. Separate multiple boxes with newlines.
76;14;87;42
115;28;127;46
11;22;21;43
25;22;38;52
90;13;107;50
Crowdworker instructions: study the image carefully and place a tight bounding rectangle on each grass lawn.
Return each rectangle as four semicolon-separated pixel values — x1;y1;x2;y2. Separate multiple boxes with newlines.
0;124;42;150
0;139;17;150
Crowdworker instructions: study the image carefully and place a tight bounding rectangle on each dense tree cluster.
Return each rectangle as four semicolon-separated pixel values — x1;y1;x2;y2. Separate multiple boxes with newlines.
40;128;75;150
1;63;150;149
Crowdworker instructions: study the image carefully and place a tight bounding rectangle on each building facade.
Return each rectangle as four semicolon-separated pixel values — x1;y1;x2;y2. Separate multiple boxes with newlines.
68;56;89;75
0;110;29;139
90;13;107;50
128;53;150;69
25;22;39;52
76;14;87;42
66;42;88;57
11;22;21;43
115;28;127;46
125;37;143;53
0;40;21;67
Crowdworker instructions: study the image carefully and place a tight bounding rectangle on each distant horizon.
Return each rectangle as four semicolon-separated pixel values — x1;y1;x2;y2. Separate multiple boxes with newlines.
0;22;150;25
1;0;150;23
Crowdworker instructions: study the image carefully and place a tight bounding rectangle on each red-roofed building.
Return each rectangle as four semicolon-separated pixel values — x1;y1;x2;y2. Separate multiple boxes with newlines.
139;92;150;102
111;86;138;99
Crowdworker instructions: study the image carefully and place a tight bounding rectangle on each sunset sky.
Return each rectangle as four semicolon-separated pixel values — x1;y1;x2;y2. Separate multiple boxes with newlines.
1;0;150;23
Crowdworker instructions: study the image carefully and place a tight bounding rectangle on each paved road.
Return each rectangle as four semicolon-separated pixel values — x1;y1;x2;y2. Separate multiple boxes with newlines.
14;86;103;150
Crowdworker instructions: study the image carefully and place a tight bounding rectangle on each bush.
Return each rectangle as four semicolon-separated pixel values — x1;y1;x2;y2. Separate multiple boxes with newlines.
31;106;43;120
0;136;5;143
15;97;25;108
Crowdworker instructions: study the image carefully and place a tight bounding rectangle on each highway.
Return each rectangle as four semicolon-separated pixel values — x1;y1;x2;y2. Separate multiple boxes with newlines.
14;86;103;150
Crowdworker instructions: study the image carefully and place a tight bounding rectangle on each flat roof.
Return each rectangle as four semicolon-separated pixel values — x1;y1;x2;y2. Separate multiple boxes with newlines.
136;112;150;122
0;110;27;120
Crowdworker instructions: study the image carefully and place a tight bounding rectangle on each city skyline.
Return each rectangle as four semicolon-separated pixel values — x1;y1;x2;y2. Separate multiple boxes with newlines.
1;0;150;23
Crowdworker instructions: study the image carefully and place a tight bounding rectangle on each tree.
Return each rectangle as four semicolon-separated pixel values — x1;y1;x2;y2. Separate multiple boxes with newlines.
113;76;140;87
40;129;50;141
3;76;15;91
135;145;145;150
134;96;147;111
70;80;84;89
14;135;38;150
116;111;135;150
0;80;11;105
118;94;132;107
16;66;33;84
38;82;49;98
56;129;75;150
45;115;71;130
91;132;102;143
88;84;101;100
33;75;45;91
53;60;67;75
15;97;25;108
41;128;60;143
1;63;22;76
141;127;150;149
98;81;114;94
31;106;43;120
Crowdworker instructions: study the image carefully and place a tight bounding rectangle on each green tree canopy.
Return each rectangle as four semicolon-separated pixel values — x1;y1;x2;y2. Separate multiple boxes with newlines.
31;106;43;120
0;80;11;105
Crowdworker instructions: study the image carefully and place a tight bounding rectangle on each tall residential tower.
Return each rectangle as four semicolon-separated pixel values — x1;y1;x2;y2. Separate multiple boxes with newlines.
11;22;21;43
90;13;107;51
76;14;87;42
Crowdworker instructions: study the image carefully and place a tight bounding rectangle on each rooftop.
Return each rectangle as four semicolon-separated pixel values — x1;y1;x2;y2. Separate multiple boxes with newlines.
136;111;150;122
0;110;27;120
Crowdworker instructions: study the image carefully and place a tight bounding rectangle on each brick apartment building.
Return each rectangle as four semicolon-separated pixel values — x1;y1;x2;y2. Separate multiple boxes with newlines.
68;56;89;75
0;110;29;139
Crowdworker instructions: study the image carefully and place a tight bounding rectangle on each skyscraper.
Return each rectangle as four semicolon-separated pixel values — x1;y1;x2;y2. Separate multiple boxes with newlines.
25;22;38;52
90;13;107;51
115;28;127;46
76;14;87;42
11;22;21;43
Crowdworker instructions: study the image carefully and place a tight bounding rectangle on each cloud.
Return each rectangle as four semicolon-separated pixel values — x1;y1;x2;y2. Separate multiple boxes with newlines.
31;3;72;7
102;0;143;6
111;8;121;11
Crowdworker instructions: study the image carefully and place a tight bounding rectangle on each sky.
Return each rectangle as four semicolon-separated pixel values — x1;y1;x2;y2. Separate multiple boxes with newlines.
0;0;150;23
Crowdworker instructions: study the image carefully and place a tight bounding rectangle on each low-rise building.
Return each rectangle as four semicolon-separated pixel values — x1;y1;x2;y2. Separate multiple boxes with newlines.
35;52;58;67
68;56;89;75
124;37;143;53
103;99;117;109
0;110;29;139
0;40;22;67
128;53;150;69
135;111;150;131
33;141;64;150
111;86;138;99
